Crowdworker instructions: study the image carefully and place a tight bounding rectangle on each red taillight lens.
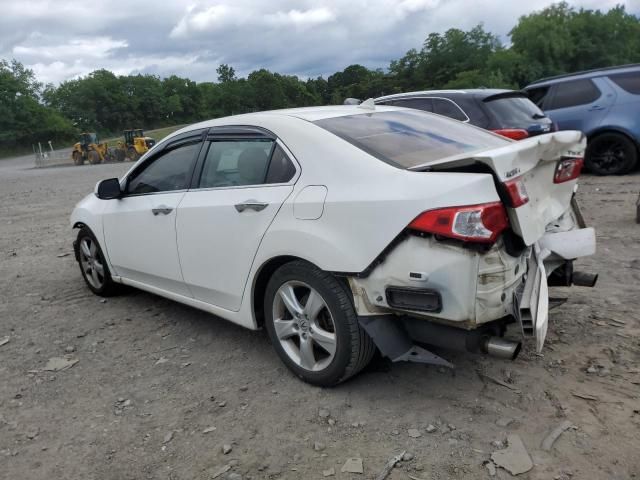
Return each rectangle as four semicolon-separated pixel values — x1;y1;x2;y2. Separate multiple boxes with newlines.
554;157;583;183
504;177;529;207
409;202;509;244
492;128;529;140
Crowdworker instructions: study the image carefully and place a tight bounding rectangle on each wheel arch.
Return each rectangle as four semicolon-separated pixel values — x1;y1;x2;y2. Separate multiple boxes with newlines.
251;255;351;328
587;126;639;149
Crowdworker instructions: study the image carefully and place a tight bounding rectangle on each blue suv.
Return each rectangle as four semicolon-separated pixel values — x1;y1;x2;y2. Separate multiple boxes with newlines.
525;64;640;175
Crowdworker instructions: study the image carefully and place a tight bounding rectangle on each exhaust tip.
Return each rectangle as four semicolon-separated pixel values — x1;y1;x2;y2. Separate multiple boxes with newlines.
483;337;522;361
571;271;598;288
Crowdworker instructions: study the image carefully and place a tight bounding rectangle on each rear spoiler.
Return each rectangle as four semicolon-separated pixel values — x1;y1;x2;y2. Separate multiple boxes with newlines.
343;98;362;105
482;90;529;102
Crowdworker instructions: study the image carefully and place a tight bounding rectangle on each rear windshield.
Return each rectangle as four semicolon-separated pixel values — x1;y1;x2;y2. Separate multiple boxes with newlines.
313;110;508;169
484;94;547;125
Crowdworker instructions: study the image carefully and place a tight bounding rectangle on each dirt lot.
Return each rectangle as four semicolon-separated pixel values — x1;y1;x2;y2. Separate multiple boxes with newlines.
1;153;639;480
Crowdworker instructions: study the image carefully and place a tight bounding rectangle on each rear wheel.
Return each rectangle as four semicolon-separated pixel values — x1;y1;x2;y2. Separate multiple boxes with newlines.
76;228;120;296
264;261;375;386
127;147;140;162
586;132;638;175
72;151;84;166
88;150;101;165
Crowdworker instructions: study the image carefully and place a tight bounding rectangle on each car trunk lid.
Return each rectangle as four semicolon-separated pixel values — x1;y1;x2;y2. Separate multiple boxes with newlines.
410;130;586;245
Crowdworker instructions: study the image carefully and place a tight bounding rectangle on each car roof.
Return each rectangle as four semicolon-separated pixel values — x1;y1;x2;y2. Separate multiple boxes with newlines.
375;89;516;102
526;63;640;88
190;105;407;126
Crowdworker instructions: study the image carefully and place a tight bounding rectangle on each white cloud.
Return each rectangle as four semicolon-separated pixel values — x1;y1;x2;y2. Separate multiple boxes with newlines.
0;0;636;84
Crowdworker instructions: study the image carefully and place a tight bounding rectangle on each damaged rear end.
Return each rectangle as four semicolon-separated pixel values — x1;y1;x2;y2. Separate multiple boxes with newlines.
350;130;596;366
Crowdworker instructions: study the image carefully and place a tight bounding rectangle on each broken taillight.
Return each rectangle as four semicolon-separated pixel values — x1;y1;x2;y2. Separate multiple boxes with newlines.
408;202;509;244
504;177;530;207
554;157;583;183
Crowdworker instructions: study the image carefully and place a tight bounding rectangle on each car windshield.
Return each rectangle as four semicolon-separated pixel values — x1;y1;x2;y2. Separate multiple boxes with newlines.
484;94;547;125
313;110;508;169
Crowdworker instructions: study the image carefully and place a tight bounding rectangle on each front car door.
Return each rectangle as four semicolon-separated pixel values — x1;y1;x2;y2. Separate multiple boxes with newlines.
176;128;299;311
102;130;205;296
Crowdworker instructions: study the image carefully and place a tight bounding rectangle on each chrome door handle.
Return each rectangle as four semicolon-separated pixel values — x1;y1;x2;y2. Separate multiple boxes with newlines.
234;201;268;213
152;205;173;216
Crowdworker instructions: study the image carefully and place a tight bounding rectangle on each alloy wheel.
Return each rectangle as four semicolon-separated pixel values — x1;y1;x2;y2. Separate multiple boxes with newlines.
272;281;337;372
79;237;105;289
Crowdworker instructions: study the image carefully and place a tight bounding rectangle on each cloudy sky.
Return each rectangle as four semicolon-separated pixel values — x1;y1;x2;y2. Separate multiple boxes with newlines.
1;0;638;84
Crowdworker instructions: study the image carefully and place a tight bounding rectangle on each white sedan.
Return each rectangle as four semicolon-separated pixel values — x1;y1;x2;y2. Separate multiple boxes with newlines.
71;104;597;385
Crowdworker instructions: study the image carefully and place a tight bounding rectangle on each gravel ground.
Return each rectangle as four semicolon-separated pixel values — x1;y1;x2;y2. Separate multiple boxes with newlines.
1;153;639;480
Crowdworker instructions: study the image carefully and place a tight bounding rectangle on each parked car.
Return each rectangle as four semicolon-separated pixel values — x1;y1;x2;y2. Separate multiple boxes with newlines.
525;64;640;175
372;89;554;140
71;105;596;386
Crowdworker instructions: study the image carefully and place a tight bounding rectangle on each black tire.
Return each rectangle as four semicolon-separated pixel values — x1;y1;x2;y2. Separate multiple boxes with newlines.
76;227;120;297
127;147;139;162
88;150;101;165
264;260;375;386
115;148;126;162
72;151;84;166
585;132;638;175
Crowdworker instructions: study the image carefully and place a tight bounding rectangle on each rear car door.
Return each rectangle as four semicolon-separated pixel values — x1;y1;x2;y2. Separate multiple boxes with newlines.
543;78;615;133
102;130;205;296
176;128;299;311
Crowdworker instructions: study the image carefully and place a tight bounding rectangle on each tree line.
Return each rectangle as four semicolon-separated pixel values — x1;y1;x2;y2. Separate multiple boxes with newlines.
1;2;639;153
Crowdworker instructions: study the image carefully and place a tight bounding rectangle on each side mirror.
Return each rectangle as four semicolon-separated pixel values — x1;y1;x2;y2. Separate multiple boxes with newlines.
95;178;122;200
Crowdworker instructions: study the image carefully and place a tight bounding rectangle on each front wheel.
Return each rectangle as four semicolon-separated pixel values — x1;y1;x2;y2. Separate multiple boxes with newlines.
264;261;375;386
585;133;638;175
76;228;120;296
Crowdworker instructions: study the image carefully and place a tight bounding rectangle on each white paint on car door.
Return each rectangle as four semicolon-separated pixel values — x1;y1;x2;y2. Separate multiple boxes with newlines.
177;185;293;310
102;138;203;296
102;192;190;295
176;137;299;311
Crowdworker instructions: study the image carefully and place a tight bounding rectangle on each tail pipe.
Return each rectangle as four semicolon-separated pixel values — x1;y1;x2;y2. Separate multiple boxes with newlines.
481;336;521;360
571;271;598;288
400;317;522;361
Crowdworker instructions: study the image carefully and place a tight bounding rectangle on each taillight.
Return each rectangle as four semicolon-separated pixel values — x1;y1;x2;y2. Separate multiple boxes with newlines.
554;157;583;183
492;129;529;140
408;202;509;244
504;177;529;207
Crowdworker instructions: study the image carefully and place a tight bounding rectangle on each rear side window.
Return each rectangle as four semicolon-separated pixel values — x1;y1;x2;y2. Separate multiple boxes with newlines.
393;98;433;112
431;98;468;121
484;95;546;125
455;97;490;128
314;110;508;169
609;71;640;94
265;145;296;184
547;79;601;109
199;140;273;188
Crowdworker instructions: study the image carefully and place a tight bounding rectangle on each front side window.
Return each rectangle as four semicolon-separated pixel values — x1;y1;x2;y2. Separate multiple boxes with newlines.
314;110;508;169
548;79;601;109
430;98;468;121
126;142;200;194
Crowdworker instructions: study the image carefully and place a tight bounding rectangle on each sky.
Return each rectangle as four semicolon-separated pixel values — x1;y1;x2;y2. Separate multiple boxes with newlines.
1;0;638;85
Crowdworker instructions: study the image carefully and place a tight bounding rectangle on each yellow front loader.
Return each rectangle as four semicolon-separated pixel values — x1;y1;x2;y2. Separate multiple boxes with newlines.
71;133;113;165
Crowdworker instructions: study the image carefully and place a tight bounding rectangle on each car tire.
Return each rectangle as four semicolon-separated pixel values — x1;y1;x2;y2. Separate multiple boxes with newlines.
76;227;120;297
585;132;638;175
264;260;375;386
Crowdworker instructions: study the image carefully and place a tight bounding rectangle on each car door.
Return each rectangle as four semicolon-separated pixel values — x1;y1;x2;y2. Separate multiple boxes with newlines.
543;78;615;133
102;130;205;296
176;129;299;311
